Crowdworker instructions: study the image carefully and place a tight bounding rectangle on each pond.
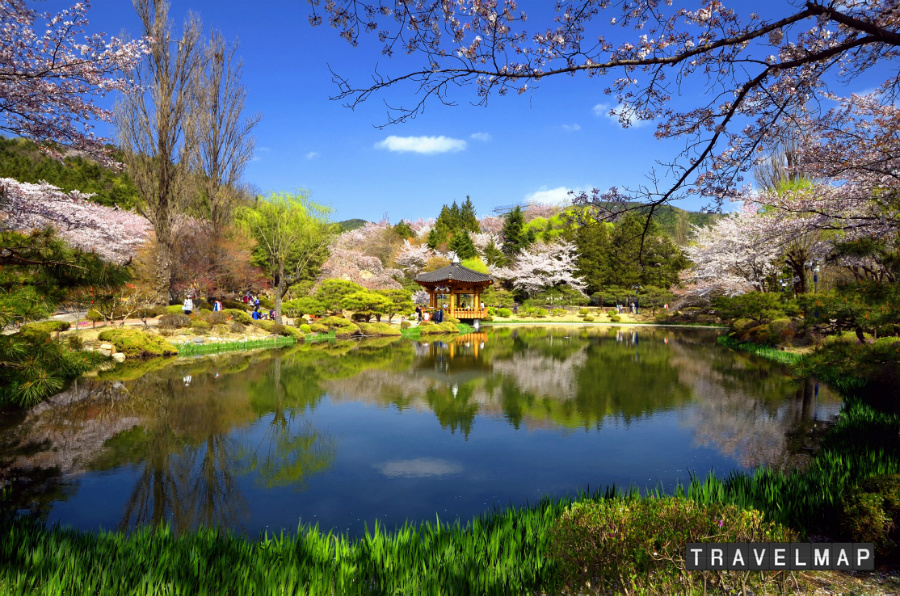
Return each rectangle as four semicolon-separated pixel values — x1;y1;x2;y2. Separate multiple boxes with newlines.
0;326;841;538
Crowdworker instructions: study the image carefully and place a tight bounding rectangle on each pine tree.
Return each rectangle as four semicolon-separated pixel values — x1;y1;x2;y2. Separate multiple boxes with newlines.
448;229;477;260
460;195;479;232
482;238;506;267
501;206;528;257
575;221;612;295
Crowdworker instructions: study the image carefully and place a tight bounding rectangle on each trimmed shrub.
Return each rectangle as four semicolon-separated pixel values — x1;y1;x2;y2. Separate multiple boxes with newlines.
400;321;411;330
550;498;799;596
166;305;184;315
297;324;312;334
421;322;459;334
221;299;246;310
86;309;105;322
310;323;328;334
535;308;548;318
158;313;191;329
583;316;594;322
552;308;566;317
496;308;512;318
579;308;590;316
96;328;177;358
229;322;245;334
198;308;212;317
20;321;70;339
66;334;84;350
444;315;460;324
224;309;252;325
732;317;755;332
357;322;402;337
318;316;361;338
191;320;209;331
609;315;621;322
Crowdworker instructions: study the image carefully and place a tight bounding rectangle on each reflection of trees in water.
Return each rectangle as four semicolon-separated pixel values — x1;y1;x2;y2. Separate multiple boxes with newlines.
242;358;335;489
0;378;138;519
665;339;840;470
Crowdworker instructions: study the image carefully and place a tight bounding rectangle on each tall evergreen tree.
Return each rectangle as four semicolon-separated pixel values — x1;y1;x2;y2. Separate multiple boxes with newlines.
460;196;479;232
448;229;477;260
575;221;613;295
501;206;528;257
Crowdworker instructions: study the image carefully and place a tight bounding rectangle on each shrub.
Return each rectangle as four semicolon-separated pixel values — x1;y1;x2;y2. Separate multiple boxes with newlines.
198;308;211;317
66;334;84;350
229;322;245;334
496;308;512;318
732;317;755;332
86;309;105;322
318;316;361;337
96;328;177;358
191;320;209;331
212;324;231;336
135;306;167;319
535;308;548;318
579;308;590;316
221;299;246;310
552;308;566;317
297;324;312;334
206;312;228;325
224;309;252;325
444;315;460;324
609;315;621;322
421;321;459;334
310;323;328;334
418;320;433;327
583;316;594;322
524;306;536;316
158;313;191;329
20;321;70;339
550;498;799;596
165;305;184;315
357;322;402;336
842;474;900;559
400;321;411;330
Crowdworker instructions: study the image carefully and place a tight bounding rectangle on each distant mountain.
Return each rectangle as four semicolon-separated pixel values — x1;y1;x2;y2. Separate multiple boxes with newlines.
336;218;368;231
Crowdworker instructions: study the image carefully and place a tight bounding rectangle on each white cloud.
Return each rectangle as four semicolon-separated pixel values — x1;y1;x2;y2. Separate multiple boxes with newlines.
470;132;492;142
593;102;651;128
562;123;581;132
305;151;319;159
375;135;467;154
257;146;271;152
375;458;463;478
525;186;576;206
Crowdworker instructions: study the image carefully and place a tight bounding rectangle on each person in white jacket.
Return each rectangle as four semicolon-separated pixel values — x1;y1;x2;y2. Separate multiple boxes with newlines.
182;296;194;315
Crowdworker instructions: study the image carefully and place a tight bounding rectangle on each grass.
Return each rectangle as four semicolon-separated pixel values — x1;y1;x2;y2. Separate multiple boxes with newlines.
175;336;297;357
716;335;803;365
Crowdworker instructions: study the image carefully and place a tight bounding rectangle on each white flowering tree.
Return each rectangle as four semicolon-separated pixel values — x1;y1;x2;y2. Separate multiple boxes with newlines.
0;0;149;162
393;240;435;277
0;178;152;264
495;240;586;297
319;247;403;291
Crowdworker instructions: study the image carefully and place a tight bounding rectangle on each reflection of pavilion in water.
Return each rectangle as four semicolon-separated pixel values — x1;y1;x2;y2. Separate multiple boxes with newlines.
414;333;490;383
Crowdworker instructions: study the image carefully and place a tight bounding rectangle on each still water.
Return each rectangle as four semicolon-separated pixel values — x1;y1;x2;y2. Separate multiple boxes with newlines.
0;326;840;537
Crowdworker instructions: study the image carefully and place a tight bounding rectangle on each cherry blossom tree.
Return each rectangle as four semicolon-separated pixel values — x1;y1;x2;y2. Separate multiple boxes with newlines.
0;177;151;264
494;240;586;297
318;247;403;290
0;0;149;162
681;204;780;299
394;239;435;276
478;216;504;234
310;1;900;216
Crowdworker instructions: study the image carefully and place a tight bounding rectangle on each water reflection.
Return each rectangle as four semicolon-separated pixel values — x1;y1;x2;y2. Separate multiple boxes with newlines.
0;327;841;536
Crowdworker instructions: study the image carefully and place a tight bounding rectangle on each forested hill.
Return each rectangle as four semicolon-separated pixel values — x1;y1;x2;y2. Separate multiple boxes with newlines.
0;137;140;209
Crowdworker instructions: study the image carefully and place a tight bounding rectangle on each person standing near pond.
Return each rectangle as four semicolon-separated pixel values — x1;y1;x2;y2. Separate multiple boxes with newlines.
182;295;194;315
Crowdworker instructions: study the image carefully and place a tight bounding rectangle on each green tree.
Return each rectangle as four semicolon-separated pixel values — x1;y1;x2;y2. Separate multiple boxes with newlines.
426;222;449;250
0;229;131;406
482;237;506;267
235;191;333;324
377;289;415;322
393;219;415;239
460;195;479;232
340;290;393;321
448;229;477;260
575;221;613;295
314;279;365;313
606;212;687;289
501;206;530;257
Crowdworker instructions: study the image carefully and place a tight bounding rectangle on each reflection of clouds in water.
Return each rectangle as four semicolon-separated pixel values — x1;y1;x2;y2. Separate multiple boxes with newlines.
375;458;463;478
491;350;586;400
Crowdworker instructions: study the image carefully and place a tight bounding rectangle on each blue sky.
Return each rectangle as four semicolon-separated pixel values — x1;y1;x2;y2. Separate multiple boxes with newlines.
57;1;884;223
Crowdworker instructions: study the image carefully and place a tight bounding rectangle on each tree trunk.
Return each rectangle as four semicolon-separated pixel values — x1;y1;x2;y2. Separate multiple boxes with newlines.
274;264;285;325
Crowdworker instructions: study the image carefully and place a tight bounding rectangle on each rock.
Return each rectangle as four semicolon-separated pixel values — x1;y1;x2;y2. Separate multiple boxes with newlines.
98;349;112;357
100;343;113;351
192;337;205;344
112;352;126;363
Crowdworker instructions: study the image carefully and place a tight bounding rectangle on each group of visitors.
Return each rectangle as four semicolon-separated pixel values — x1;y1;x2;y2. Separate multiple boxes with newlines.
181;291;275;321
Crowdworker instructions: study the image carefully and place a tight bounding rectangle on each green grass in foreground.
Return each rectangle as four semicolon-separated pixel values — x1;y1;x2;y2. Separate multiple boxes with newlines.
175;336;297;356
716;335;802;365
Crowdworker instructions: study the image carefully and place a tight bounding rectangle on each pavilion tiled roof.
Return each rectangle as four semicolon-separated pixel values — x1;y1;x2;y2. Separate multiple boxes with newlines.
415;263;493;284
